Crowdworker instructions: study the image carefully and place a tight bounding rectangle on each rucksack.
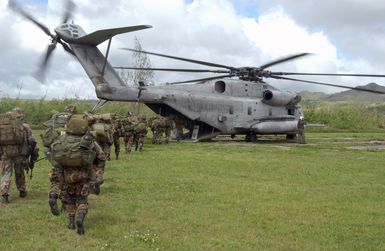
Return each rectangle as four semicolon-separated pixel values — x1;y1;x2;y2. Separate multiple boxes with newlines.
41;126;61;148
41;112;71;148
48;134;96;169
0;111;25;146
136;122;148;134
91;123;112;143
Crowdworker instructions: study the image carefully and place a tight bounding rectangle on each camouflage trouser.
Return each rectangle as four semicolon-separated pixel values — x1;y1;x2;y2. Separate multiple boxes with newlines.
1;157;26;195
298;129;306;144
134;133;146;151
152;128;163;144
93;164;104;186
48;166;61;199
99;142;112;160
164;127;172;144
124;133;134;153
175;126;183;142
112;133;120;158
60;182;90;216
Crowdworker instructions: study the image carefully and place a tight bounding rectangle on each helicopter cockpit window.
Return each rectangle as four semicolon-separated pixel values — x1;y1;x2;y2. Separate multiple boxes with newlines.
61;24;69;29
214;81;226;93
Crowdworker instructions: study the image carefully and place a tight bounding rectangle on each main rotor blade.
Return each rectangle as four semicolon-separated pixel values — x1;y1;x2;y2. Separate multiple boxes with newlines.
270;75;385;95
121;48;236;70
164;74;233;85
8;1;54;38
113;66;230;73
35;42;57;82
270;72;385;78
259;53;311;70
61;0;76;24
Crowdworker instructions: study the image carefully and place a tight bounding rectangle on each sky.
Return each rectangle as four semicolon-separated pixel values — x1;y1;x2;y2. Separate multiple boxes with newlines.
0;0;384;99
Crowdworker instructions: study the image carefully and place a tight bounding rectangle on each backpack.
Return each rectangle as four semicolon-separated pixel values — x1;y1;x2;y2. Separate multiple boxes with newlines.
40;126;61;148
91;123;112;143
0;111;25;146
41;112;71;148
136;122;148;134
48;134;96;169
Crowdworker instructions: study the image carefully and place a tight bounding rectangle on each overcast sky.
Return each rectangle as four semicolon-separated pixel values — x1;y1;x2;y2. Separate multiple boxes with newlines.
0;0;384;99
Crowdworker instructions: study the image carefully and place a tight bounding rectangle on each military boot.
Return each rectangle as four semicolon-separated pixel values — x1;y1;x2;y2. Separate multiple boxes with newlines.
76;212;86;235
19;190;28;198
49;196;60;216
67;215;76;230
2;194;9;204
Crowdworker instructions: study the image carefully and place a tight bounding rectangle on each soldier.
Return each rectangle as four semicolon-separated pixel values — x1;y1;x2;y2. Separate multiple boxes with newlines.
47;114;105;235
0;107;39;204
112;116;123;160
64;104;77;114
123;113;137;154
134;115;148;151
297;116;306;144
42;106;76;215
164;116;174;144
173;115;185;142
90;113;113;161
151;115;164;144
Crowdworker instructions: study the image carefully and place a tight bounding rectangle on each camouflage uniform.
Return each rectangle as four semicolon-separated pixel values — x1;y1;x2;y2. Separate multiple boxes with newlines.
173;116;185;142
151;116;164;144
112;117;123;160
44;108;75;215
297;117;306;144
134;115;148;151
48;115;105;235
164;116;174;144
123;116;137;154
0;108;38;204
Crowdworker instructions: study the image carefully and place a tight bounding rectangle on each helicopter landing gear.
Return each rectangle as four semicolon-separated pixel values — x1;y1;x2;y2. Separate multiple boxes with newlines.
245;132;257;142
286;134;297;140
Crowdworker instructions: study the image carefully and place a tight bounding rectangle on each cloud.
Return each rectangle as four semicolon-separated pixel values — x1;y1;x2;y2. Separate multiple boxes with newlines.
1;0;383;99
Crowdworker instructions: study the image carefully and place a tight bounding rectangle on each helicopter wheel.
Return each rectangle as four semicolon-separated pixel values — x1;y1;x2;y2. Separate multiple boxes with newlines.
286;134;297;140
245;132;257;142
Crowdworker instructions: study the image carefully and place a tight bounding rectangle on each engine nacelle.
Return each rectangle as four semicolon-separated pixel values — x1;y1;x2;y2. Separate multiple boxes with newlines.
262;90;301;106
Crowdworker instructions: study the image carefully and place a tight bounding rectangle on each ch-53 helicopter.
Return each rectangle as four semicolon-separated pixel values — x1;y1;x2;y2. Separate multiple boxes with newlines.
10;1;385;142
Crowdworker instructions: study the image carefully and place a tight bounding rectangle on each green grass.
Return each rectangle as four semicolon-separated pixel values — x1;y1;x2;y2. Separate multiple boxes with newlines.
1;131;385;250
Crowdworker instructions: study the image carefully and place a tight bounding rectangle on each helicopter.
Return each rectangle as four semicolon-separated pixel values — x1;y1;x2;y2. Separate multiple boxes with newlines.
9;1;385;142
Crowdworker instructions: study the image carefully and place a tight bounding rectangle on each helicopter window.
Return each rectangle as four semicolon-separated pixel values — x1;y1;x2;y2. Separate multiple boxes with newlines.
70;24;77;29
214;81;226;93
73;34;79;38
247;106;252;115
229;106;234;115
288;109;294;115
61;24;69;28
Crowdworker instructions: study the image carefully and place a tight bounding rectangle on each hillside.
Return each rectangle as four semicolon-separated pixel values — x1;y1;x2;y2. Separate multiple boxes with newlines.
300;83;385;102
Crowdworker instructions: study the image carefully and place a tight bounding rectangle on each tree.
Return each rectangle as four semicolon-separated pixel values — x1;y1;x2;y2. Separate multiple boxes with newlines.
123;37;155;86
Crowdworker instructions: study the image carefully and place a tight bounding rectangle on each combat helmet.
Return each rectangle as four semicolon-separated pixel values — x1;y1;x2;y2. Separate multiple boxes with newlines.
65;114;89;135
12;107;25;120
64;104;77;114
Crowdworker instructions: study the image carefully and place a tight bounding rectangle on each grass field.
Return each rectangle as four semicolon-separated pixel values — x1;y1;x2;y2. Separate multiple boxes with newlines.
1;131;385;250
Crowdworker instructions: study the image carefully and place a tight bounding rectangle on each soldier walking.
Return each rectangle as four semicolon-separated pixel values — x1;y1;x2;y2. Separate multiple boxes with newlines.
47;114;105;235
42;105;76;215
0;108;38;204
297;116;306;144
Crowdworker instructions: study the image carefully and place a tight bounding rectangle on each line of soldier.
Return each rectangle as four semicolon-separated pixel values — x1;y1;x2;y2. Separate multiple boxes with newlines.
0;104;180;235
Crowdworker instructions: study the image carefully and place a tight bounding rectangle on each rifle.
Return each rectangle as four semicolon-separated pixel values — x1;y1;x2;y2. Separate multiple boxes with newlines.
26;139;39;179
